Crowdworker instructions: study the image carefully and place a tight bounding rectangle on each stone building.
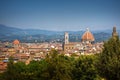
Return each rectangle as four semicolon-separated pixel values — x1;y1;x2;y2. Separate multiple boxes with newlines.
81;28;95;44
63;28;95;53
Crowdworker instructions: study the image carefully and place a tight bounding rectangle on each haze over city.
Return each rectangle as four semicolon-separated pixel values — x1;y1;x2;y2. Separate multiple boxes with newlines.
0;0;120;31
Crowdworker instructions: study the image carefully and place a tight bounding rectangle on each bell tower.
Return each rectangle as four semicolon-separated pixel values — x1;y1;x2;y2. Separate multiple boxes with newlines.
112;26;118;37
64;32;69;44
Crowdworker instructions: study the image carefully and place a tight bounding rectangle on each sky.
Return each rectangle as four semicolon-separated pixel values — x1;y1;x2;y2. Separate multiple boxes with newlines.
0;0;120;31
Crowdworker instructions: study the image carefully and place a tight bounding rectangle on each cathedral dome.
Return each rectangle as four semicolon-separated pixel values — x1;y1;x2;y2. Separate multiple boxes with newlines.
81;28;95;42
13;39;20;45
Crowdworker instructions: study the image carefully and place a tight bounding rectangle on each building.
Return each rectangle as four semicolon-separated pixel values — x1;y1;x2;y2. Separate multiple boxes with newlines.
63;28;95;54
112;26;118;37
13;39;20;45
81;28;95;44
0;62;7;73
64;32;69;44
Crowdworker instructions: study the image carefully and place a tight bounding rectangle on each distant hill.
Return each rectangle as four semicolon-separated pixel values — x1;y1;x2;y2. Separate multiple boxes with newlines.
0;24;23;35
0;24;119;42
0;24;60;36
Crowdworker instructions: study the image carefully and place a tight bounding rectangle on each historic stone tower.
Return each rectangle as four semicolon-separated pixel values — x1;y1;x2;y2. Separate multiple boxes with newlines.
64;32;69;44
112;26;118;37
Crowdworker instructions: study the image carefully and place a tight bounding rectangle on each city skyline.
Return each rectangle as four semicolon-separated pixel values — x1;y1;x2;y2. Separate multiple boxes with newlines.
0;0;120;31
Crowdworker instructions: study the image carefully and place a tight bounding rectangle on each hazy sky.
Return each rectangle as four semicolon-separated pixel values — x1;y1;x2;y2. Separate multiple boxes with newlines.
0;0;120;31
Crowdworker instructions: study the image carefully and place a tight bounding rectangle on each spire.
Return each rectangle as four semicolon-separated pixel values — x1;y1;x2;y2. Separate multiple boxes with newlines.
112;26;118;37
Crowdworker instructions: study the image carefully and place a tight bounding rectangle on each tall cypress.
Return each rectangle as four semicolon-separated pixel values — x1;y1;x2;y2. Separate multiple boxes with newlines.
96;36;120;80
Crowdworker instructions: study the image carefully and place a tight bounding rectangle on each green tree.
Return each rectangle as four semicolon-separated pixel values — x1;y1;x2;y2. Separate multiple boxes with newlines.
3;57;26;80
25;60;48;80
43;49;73;80
0;73;4;80
3;57;17;80
72;55;101;80
96;36;120;80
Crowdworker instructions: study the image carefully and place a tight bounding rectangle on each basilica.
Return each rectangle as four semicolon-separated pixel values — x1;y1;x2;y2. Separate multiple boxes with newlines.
63;28;102;54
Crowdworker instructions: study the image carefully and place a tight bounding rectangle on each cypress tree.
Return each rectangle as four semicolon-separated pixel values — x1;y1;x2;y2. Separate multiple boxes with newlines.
97;36;120;80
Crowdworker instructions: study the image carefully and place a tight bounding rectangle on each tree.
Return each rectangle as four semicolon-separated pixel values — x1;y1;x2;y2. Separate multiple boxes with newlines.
72;55;101;80
43;49;73;80
96;36;120;80
3;57;17;80
3;57;26;80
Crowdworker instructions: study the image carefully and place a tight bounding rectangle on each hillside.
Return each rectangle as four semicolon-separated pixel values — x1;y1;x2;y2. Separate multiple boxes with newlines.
0;24;119;42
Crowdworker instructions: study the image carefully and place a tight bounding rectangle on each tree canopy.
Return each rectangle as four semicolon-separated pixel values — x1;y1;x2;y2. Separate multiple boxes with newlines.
96;36;120;80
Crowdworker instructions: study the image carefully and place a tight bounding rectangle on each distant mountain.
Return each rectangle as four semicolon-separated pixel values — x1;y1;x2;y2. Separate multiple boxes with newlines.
0;24;25;41
0;24;23;35
0;24;58;36
0;24;119;42
23;29;62;35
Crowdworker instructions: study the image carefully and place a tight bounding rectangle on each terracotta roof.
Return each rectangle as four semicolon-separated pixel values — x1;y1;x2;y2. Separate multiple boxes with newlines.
0;62;7;72
81;28;95;41
13;39;20;45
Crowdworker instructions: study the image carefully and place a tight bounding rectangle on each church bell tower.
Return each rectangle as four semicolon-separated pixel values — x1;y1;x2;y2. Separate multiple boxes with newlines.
64;32;69;44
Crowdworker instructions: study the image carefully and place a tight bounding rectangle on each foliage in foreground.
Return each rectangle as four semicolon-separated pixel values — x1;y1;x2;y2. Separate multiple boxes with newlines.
0;50;101;80
96;36;120;80
72;55;101;80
